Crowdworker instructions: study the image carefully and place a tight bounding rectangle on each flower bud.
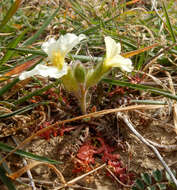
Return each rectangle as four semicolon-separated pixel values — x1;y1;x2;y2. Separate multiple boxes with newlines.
86;62;109;89
61;67;79;93
74;62;86;83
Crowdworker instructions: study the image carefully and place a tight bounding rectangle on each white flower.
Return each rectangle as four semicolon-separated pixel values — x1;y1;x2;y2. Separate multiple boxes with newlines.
104;36;133;72
19;33;86;80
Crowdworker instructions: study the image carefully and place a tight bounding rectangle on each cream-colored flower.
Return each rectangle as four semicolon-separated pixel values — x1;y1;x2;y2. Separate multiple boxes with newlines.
19;33;86;80
104;36;133;72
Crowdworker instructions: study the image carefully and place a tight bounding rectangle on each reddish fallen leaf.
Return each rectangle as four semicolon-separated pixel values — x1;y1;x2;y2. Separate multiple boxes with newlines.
108;87;125;97
59;125;76;136
74;137;134;185
44;87;59;101
77;143;96;164
91;106;97;113
127;73;146;84
39;121;54;140
39;122;76;140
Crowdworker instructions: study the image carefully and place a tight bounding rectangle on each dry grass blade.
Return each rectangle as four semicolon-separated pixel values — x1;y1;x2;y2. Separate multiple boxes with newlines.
55;164;106;190
9;161;40;180
105;167;132;188
0;32;12;36
0;57;42;81
125;0;142;6
9;161;66;184
122;43;159;58
146;139;177;152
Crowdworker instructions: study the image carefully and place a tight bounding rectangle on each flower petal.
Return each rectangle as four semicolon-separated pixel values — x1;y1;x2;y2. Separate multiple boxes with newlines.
41;38;58;59
104;36;133;72
41;33;86;63
109;55;133;72
19;64;68;80
105;36;121;59
57;33;86;55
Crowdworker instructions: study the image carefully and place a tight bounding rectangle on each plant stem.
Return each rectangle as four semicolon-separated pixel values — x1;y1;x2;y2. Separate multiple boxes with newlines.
79;85;87;114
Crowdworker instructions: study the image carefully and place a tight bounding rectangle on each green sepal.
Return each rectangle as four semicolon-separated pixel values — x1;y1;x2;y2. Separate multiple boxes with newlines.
61;66;79;94
86;62;110;89
74;62;86;83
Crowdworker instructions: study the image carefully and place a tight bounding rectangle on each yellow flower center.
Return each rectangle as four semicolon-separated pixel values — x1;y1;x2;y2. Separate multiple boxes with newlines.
52;51;65;70
103;58;112;70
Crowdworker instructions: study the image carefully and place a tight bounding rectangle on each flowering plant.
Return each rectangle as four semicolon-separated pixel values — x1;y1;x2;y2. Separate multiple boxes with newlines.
19;33;133;114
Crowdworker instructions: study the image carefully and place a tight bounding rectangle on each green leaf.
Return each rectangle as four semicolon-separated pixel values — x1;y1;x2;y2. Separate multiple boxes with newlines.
0;102;48;118
0;0;22;31
0;142;62;165
130;100;167;105
22;5;61;46
0;165;16;190
135;179;145;189
0;47;47;56
103;78;177;101
141;173;152;185
0;30;27;66
162;1;176;43
153;169;163;182
0;77;19;97
157;183;166;190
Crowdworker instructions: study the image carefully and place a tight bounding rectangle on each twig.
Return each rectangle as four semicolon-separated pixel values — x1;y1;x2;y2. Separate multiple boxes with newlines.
117;113;177;187
151;0;164;22
11;136;37;190
68;184;96;190
19;177;54;186
147;139;177;152
54;163;106;190
105;166;132;188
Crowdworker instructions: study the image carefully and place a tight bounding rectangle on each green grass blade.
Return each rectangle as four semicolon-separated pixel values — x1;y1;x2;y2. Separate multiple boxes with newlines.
103;78;177;101
22;6;61;46
162;1;176;43
130;100;167;105
0;47;47;56
13;80;60;105
0;166;16;190
0;77;19;97
0;30;27;66
77;11;121;35
0;142;62;165
69;0;95;26
0;102;49;118
0;0;22;31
